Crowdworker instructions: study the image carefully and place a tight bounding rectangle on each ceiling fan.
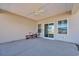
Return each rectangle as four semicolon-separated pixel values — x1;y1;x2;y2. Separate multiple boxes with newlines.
28;4;49;16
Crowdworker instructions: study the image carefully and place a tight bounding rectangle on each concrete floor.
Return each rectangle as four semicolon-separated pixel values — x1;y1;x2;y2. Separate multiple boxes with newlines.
0;38;79;56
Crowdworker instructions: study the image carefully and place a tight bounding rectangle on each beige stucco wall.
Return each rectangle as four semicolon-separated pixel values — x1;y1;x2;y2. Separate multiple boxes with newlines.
72;4;79;14
0;12;37;43
69;4;79;44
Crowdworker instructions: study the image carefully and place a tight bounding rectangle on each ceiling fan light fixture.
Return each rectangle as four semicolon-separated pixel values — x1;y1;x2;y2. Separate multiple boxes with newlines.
33;9;45;15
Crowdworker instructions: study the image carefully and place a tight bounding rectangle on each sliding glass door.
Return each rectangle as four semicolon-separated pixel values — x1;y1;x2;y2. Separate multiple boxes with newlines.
44;24;48;37
44;23;54;38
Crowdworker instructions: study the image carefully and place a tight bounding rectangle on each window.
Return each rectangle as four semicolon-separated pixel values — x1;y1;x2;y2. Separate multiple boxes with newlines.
58;20;67;34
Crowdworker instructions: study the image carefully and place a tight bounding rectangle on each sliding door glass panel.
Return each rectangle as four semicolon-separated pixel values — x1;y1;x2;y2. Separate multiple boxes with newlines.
49;34;54;38
44;24;48;37
38;24;41;33
44;23;54;38
48;23;54;38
